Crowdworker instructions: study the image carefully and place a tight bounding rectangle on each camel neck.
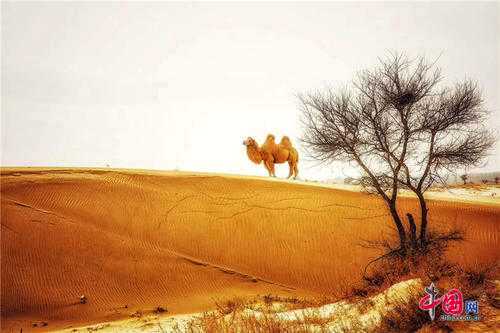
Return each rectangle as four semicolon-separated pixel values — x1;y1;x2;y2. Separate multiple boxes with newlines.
246;145;263;164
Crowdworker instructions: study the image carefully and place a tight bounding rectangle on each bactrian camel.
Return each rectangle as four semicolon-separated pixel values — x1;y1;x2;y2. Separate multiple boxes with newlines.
243;134;299;179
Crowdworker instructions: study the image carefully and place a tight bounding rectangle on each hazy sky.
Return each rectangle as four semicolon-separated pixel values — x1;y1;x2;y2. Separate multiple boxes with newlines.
2;2;499;180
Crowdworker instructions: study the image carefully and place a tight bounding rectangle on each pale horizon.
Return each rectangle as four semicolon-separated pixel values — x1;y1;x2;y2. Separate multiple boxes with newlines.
2;2;499;180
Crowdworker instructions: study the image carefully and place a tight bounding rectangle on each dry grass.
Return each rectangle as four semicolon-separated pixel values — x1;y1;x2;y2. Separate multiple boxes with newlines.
375;294;430;333
180;295;335;332
181;288;431;333
180;278;428;332
358;228;464;293
354;231;499;333
184;309;327;332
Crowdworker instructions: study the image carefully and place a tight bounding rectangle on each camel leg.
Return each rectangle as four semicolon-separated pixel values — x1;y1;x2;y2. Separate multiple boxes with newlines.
263;159;273;177
265;158;276;177
293;163;299;179
287;161;294;179
269;160;276;177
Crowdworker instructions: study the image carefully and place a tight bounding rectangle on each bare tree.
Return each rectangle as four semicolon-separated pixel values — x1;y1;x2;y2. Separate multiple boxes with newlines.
300;53;495;253
398;80;494;245
495;176;499;185
460;174;468;185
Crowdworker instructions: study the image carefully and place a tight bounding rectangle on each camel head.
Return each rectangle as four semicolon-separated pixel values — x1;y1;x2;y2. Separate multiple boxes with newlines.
243;137;258;148
243;137;262;164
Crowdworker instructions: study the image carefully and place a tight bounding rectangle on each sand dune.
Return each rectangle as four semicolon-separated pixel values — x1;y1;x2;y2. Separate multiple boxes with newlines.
1;168;499;332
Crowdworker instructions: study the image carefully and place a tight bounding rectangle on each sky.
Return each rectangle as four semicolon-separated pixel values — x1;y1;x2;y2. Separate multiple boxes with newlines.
1;2;499;180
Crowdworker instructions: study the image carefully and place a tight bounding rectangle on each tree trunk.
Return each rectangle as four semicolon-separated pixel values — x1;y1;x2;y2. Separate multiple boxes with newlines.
406;213;417;249
417;193;429;246
388;203;407;253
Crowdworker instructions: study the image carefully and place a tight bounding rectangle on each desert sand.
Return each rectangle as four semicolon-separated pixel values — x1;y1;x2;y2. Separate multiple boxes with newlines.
1;168;499;332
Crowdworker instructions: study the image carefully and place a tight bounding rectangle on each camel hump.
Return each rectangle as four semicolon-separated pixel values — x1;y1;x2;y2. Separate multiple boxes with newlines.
280;136;293;149
262;134;278;153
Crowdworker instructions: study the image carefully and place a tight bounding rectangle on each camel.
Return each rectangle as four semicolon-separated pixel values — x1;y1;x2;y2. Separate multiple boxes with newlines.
243;134;299;179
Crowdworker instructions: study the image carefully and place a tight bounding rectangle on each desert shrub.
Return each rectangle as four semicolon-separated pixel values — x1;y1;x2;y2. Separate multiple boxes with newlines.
214;298;246;316
154;306;167;314
186;310;306;333
356;228;500;333
360;227;464;287
462;261;498;288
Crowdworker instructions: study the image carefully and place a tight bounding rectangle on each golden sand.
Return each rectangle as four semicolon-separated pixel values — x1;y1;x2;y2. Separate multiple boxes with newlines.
1;168;498;331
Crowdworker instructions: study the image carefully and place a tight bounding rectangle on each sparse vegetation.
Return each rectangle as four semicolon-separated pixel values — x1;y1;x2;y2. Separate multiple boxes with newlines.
130;310;144;318
184;296;322;333
361;228;464;287
181;280;436;332
356;230;499;333
376;293;430;333
154;306;168;314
